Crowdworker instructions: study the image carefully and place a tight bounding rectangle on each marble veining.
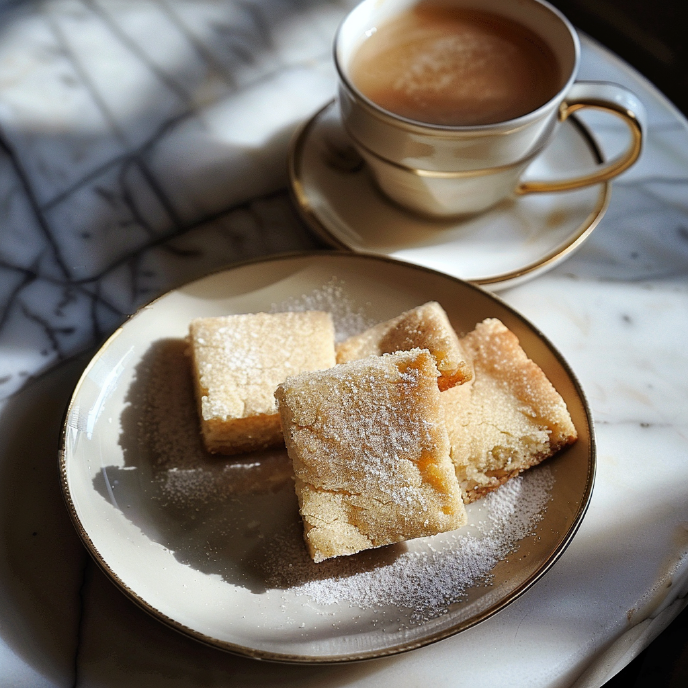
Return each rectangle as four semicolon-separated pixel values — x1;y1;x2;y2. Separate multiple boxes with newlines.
0;1;687;687
0;0;354;399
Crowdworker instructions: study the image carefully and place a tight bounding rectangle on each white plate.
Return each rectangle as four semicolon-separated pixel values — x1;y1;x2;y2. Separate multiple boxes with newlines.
59;253;594;662
289;101;610;290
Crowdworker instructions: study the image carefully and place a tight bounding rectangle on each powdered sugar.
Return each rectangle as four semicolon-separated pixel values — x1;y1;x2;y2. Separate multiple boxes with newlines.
270;277;374;342
263;467;554;625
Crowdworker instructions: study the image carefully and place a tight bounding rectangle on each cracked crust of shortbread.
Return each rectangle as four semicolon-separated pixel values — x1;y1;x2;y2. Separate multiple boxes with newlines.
189;311;336;455
442;318;577;503
275;348;467;563
335;301;472;391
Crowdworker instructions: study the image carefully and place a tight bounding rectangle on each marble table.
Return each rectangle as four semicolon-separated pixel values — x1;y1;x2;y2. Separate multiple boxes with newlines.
1;0;687;685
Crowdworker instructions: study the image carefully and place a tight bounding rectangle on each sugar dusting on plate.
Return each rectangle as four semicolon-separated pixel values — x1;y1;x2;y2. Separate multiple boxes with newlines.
262;468;554;624
270;276;375;342
128;279;557;628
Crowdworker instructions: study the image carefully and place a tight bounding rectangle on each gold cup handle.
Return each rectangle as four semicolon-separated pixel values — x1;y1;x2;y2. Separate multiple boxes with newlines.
517;81;646;195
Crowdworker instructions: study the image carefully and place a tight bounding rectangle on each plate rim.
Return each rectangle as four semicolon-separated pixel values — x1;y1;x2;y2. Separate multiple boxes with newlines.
288;100;612;290
58;250;596;664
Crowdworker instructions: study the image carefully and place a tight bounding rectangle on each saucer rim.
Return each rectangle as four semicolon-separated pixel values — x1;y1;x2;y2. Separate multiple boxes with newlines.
288;100;611;289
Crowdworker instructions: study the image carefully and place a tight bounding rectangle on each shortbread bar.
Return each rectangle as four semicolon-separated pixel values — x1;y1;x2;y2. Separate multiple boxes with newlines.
189;311;335;455
336;301;471;390
275;348;467;563
442;318;577;502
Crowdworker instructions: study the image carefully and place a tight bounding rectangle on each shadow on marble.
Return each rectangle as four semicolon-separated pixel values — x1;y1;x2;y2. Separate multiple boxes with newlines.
560;177;688;283
0;0;335;401
91;337;405;596
0;356;91;686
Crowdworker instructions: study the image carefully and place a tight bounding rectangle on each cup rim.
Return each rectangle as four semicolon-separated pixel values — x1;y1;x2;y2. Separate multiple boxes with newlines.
333;0;581;133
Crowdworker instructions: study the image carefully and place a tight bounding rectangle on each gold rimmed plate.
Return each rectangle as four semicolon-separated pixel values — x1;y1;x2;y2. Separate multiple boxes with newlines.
59;252;594;662
289;101;610;290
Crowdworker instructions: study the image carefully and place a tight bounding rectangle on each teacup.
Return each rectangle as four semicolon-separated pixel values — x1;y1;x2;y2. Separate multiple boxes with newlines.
334;0;646;217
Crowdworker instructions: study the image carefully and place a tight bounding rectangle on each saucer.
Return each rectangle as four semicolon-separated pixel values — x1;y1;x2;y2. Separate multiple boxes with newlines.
289;101;611;290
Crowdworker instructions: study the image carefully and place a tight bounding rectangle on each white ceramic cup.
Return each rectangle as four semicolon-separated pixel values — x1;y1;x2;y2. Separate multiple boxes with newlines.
335;0;646;217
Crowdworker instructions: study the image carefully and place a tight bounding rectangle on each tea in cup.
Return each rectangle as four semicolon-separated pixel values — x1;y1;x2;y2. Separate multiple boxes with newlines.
335;0;646;217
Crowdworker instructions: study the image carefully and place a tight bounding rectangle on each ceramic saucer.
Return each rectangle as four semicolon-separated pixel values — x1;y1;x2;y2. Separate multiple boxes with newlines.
289;101;611;291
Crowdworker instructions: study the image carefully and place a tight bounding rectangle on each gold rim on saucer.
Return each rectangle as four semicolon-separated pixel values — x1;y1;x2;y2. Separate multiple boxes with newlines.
288;101;611;290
